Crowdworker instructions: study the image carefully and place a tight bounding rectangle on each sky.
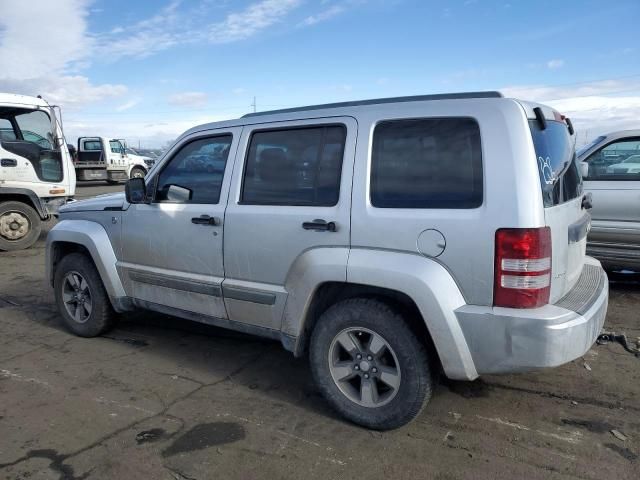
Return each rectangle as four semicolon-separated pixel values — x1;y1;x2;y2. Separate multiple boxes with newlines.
0;0;639;148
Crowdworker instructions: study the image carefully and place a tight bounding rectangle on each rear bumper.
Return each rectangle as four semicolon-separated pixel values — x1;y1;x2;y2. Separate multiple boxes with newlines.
456;257;608;375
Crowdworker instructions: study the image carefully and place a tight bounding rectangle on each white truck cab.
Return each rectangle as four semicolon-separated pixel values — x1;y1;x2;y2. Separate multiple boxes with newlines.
0;93;75;250
75;137;149;183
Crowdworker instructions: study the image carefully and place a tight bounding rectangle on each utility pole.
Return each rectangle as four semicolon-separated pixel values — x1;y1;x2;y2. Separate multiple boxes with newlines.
251;96;257;113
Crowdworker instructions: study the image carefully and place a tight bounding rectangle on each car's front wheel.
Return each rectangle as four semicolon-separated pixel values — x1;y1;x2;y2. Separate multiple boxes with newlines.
309;298;433;430
54;253;117;337
0;201;42;251
130;167;146;179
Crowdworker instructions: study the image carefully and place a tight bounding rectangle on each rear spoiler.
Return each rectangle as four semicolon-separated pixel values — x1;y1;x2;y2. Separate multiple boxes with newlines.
533;107;575;136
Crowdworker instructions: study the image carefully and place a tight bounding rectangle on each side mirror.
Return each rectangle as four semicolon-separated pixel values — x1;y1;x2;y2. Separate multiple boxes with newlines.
579;162;589;178
125;177;147;204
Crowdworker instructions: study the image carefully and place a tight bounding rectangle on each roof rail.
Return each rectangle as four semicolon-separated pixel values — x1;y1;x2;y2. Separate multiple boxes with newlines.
242;91;503;118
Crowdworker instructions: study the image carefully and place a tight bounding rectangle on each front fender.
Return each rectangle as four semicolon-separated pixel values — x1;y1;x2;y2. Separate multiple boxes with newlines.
126;163;146;177
46;220;126;299
347;249;478;381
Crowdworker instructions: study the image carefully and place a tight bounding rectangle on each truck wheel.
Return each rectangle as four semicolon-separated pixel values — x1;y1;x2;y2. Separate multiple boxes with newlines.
54;253;117;337
0;201;42;251
130;167;146;179
309;298;433;430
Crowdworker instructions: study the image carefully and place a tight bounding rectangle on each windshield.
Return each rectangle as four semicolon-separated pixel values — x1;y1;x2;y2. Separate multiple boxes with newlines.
576;135;606;158
0;108;63;183
529;120;582;207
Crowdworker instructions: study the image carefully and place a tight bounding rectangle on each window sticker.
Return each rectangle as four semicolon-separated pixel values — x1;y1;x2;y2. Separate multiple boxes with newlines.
539;156;554;185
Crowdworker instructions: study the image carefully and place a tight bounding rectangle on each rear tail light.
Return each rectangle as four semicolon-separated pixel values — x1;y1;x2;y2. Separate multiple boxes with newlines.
494;227;552;308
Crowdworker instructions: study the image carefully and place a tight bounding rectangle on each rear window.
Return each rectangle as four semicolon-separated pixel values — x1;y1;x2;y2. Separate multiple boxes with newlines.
241;125;345;206
83;140;102;151
529;120;582;207
371;118;483;208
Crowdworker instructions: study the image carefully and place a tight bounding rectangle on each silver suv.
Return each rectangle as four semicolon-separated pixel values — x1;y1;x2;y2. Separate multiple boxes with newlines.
46;92;608;429
578;130;640;270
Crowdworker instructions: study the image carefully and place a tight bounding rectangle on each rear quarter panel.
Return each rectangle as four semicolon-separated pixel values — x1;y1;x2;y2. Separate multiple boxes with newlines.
349;98;545;306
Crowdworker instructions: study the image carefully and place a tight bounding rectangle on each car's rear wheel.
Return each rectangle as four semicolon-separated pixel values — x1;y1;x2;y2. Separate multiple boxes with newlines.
0;201;42;251
54;253;117;337
309;298;433;430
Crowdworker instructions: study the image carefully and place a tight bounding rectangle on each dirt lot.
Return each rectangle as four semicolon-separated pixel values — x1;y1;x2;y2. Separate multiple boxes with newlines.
0;183;638;480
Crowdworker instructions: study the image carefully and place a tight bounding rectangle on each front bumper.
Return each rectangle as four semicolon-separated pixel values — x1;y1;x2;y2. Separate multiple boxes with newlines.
42;196;73;217
456;257;608;375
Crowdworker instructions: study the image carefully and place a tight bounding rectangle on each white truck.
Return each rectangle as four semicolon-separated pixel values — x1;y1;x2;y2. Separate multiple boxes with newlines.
74;137;150;183
0;93;75;251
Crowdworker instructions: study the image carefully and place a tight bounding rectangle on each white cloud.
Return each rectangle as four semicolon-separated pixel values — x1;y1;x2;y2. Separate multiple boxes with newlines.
115;99;140;112
300;5;346;26
64;113;234;149
206;0;302;43
502;78;640;139
0;0;127;107
168;92;209;108
97;0;303;60
547;59;565;69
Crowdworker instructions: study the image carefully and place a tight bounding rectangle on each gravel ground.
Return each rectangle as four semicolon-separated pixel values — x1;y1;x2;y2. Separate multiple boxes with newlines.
0;182;638;479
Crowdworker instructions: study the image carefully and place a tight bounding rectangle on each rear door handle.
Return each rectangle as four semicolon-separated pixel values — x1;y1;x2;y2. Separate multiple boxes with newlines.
1;158;17;167
302;219;337;232
191;215;220;226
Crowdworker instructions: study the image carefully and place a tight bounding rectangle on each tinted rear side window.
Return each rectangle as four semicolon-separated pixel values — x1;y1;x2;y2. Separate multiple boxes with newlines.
241;125;345;206
371;118;483;208
529;120;581;207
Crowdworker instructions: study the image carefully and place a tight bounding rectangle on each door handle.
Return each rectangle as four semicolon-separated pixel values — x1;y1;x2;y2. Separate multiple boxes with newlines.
191;215;220;226
302;219;337;232
1;158;17;167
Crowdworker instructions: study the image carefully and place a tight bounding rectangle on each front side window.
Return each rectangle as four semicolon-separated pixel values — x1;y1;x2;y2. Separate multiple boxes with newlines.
241;125;346;206
371;118;483;208
155;135;232;204
14;110;53;149
0;118;16;140
585;138;640;180
1;109;63;182
110;140;125;154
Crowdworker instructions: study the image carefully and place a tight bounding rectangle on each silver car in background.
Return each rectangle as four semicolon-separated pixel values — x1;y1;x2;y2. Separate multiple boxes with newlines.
578;130;640;270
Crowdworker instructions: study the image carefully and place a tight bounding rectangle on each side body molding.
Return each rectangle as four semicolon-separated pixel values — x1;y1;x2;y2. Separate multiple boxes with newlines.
46;220;127;302
347;249;479;381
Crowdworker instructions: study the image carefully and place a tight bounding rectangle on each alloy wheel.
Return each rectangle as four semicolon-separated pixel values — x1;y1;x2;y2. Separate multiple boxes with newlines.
328;327;401;407
62;271;93;324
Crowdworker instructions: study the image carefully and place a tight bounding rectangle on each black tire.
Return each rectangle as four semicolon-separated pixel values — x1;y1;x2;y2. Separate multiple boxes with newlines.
0;201;42;251
309;298;433;430
54;252;117;337
130;167;146;179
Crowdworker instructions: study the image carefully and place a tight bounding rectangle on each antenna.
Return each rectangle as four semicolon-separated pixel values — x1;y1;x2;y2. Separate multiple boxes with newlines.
250;96;257;113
